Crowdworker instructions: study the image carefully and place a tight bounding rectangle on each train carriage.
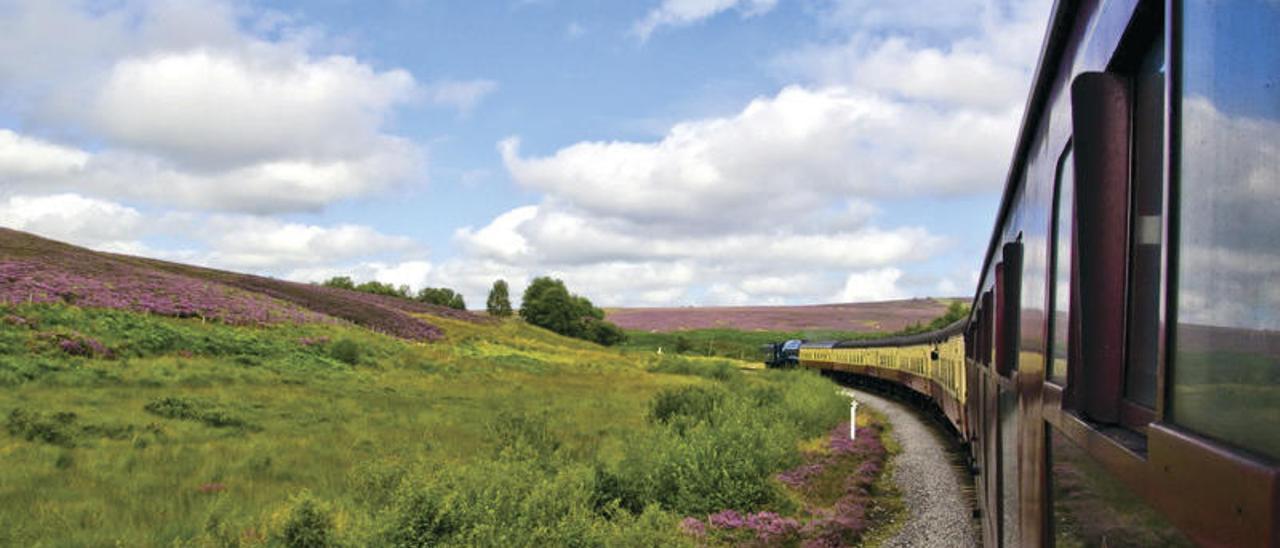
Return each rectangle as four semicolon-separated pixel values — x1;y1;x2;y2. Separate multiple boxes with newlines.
795;1;1280;546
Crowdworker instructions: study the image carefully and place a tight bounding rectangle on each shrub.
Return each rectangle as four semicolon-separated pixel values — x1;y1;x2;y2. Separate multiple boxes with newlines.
143;396;250;429
488;410;562;463
378;479;457;547
6;408;78;448
648;356;736;381
648;385;725;428
329;338;363;366
378;460;617;547
279;491;335;548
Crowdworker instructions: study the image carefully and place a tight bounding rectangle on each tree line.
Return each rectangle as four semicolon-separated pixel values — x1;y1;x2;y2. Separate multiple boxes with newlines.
319;275;624;346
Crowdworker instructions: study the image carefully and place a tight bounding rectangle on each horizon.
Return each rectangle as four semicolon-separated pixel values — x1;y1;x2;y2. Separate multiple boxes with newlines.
0;0;1052;308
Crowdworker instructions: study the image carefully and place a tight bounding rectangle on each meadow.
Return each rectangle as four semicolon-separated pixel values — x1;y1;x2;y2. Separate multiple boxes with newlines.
0;302;895;546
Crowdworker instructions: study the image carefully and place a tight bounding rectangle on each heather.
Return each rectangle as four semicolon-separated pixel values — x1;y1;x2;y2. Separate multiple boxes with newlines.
0;260;327;327
0;227;480;341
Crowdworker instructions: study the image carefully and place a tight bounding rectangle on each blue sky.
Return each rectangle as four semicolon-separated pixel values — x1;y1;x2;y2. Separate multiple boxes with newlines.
0;0;1052;307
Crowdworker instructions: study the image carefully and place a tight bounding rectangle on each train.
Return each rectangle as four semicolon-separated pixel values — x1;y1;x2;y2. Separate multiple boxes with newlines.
771;1;1280;546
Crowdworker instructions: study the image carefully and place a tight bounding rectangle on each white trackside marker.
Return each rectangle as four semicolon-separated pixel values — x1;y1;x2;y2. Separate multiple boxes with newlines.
850;399;858;440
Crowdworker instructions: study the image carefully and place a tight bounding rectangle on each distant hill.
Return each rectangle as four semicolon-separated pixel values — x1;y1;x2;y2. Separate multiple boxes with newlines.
606;299;956;333
0;227;486;341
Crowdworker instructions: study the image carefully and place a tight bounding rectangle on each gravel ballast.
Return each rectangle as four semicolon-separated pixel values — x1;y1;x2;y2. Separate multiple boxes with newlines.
842;387;979;547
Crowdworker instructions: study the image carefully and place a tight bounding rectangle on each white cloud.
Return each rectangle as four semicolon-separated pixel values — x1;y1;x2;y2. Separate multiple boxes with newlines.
92;49;416;169
779;37;1029;111
0;0;433;214
633;0;778;40
500;86;1013;234
423;79;499;114
837;268;906;303
0;130;88;177
196;217;420;271
0;193;145;250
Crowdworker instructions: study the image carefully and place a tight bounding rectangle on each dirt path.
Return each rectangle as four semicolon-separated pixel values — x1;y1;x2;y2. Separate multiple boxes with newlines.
842;387;979;547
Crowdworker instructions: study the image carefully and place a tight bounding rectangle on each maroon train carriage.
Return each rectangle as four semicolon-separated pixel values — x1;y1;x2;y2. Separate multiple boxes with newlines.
800;1;1280;546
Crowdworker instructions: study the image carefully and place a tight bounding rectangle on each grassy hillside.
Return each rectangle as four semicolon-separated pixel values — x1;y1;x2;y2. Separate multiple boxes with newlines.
0;229;897;546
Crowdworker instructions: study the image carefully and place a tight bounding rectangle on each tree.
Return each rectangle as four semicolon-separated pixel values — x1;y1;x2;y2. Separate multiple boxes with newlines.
519;277;578;335
486;279;513;317
322;276;355;290
519;276;625;345
417;287;466;310
356;280;407;298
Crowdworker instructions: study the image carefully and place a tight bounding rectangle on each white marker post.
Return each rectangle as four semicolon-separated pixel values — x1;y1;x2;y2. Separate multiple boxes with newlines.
850;398;858;440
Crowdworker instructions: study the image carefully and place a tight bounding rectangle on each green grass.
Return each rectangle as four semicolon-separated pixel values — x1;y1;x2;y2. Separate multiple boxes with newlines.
0;303;861;546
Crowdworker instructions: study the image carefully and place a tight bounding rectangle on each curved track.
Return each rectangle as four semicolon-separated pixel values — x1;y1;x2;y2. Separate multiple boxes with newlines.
841;387;979;547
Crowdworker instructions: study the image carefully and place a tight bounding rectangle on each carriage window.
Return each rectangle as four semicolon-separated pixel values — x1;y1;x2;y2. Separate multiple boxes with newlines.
1123;24;1166;410
1172;0;1280;460
1048;147;1074;384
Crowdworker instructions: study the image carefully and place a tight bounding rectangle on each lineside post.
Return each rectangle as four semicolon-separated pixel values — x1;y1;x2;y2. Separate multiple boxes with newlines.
850;399;858;440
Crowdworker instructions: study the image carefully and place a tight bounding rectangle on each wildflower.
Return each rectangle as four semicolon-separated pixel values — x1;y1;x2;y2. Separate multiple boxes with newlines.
679;517;706;537
708;509;745;529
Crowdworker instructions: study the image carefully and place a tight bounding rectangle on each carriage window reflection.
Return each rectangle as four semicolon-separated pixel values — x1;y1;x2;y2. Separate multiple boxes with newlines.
1172;0;1280;460
1049;429;1193;546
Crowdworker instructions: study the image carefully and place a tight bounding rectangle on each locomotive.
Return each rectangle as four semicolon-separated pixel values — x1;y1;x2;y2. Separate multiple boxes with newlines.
783;1;1280;546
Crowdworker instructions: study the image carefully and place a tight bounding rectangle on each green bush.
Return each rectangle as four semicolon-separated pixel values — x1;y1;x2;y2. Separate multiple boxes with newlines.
6;408;78;448
488;410;562;463
648;356;736;381
377;459;660;547
648;385;725;429
280;491;336;548
329;338;363;366
143;396;250;429
596;369;848;517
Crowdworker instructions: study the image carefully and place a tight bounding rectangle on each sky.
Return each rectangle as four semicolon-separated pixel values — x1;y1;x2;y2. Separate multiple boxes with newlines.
0;0;1053;308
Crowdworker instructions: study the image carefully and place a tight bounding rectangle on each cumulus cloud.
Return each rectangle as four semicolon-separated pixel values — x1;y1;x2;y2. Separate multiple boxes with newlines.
0;0;436;214
837;268;906;303
500;85;1013;231
633;0;778;40
0;193;146;251
91;49;416;169
195;217;421;271
0;130;88;177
